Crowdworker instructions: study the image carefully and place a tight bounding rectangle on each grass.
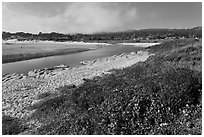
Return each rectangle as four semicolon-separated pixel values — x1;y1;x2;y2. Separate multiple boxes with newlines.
2;48;91;63
3;38;202;135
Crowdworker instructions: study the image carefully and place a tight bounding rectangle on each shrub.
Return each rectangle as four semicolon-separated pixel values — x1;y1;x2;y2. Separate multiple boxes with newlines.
2;115;26;135
35;92;52;100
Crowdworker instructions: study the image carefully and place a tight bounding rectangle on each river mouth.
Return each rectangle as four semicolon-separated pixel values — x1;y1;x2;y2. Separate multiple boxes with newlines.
2;44;146;75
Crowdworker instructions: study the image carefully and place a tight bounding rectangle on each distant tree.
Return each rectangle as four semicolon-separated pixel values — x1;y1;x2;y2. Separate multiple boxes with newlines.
38;32;42;36
2;31;12;40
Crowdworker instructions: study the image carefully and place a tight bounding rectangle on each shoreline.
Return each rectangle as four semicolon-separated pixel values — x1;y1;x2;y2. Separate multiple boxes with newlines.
2;39;159;47
2;40;114;64
2;39;113;46
2;50;153;120
2;41;158;64
2;48;93;64
119;42;160;47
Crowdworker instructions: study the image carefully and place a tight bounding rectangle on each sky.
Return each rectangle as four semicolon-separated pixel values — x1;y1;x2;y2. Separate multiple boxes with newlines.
2;2;202;34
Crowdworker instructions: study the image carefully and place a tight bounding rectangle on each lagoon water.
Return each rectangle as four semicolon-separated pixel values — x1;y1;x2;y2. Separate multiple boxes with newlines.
2;45;145;74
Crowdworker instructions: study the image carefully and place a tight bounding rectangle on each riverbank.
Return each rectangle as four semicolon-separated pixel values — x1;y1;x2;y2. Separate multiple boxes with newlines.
119;42;160;47
2;48;92;64
2;50;153;131
2;40;159;64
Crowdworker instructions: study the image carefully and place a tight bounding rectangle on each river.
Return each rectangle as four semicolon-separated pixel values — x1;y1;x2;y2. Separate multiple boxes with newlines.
2;45;145;74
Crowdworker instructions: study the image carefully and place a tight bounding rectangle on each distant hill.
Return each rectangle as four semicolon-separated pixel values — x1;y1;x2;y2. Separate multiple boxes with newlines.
2;27;202;42
191;26;202;30
94;26;202;34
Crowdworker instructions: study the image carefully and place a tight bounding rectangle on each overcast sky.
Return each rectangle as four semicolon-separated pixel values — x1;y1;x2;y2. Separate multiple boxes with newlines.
2;2;202;34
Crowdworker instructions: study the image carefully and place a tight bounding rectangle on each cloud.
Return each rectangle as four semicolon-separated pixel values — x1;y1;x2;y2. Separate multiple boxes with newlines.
2;2;138;33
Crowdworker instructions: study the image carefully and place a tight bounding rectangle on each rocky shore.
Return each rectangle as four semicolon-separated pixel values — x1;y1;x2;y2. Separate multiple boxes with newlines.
2;50;153;127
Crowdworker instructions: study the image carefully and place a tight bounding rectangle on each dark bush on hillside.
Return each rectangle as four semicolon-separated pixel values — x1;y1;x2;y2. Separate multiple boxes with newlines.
35;92;52;100
2;115;26;135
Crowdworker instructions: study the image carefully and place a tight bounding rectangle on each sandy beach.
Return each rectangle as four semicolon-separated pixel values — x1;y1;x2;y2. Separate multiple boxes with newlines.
119;42;160;47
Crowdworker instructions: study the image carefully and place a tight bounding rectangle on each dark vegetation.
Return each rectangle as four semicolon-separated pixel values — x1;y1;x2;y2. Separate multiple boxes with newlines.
17;38;201;135
2;115;27;135
2;48;90;63
2;27;201;42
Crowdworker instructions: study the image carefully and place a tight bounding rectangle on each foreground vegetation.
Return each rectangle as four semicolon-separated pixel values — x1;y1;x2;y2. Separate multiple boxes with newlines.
2;38;202;135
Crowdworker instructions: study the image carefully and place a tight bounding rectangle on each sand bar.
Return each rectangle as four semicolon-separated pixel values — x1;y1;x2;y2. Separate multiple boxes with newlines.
119;42;160;47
